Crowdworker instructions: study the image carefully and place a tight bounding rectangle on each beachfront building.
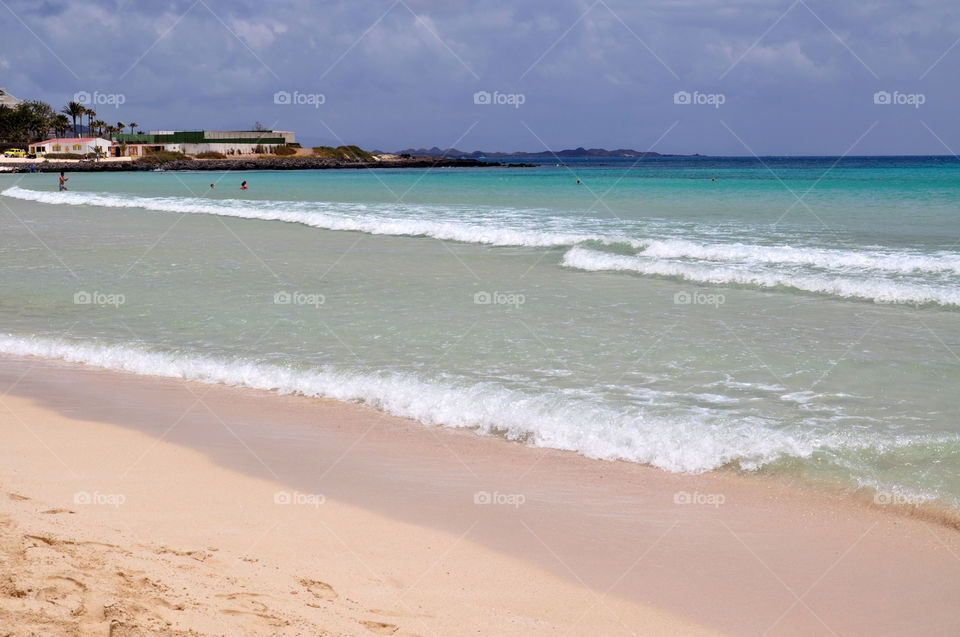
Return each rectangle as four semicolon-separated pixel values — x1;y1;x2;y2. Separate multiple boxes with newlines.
0;88;22;108
29;137;113;156
112;130;295;157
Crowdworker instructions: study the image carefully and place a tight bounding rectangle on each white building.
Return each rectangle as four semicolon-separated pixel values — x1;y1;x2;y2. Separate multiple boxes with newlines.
0;88;21;108
29;137;113;156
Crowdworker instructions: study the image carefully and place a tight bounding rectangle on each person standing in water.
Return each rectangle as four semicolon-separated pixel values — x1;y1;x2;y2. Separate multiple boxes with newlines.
59;172;68;191
240;181;247;190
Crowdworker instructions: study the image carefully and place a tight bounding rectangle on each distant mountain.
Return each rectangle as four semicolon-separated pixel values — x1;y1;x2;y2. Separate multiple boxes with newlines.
384;146;683;159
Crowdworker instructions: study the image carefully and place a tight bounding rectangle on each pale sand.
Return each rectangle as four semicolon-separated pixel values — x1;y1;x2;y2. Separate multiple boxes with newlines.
0;357;958;636
0;358;726;636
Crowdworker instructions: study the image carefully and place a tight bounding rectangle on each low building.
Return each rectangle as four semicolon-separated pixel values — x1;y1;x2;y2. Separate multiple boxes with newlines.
29;137;113;156
112;130;295;156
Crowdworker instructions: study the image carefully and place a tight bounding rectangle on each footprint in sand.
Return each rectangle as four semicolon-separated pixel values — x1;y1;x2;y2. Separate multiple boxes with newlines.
155;546;213;562
298;577;338;601
359;619;400;634
219;607;289;627
37;575;87;615
369;608;434;619
216;591;271;613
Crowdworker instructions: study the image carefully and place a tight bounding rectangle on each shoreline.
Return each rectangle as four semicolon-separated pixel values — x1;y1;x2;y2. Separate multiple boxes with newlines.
1;353;959;635
0;156;526;173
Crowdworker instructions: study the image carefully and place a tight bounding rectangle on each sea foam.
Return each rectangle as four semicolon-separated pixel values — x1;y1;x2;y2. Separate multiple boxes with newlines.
561;246;960;307
0;333;883;475
1;186;603;248
7;186;958;306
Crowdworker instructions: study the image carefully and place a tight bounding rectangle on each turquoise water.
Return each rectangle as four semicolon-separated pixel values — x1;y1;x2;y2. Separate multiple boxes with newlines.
1;157;958;506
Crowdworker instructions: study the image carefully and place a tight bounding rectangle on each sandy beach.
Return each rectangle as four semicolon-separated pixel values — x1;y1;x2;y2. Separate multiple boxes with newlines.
0;355;958;636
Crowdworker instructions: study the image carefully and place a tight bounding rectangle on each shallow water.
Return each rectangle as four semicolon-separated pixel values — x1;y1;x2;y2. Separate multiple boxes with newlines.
1;156;958;505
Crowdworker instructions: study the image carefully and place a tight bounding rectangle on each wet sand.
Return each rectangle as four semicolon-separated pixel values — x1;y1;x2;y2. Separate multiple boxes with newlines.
1;355;958;635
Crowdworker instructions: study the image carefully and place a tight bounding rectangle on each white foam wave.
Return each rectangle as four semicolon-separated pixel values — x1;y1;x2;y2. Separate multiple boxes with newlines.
10;185;958;307
0;334;861;474
562;246;960;307
639;238;960;276
1;186;604;248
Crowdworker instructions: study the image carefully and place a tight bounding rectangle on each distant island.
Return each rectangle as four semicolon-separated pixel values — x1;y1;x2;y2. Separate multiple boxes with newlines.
384;147;690;159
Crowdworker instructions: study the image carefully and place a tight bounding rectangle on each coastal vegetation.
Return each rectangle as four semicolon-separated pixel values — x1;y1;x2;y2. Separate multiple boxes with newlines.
0;100;58;144
0;95;378;163
0;98;143;148
312;145;374;161
134;150;192;164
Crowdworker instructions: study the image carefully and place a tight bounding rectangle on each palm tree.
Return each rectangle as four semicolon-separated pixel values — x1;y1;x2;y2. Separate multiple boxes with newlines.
84;107;96;137
92;120;107;137
116;122;124;136
61;101;84;137
52;113;70;139
128;122;137;135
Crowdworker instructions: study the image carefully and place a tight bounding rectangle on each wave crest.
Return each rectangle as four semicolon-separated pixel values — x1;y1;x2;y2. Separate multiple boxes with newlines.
562;246;960;307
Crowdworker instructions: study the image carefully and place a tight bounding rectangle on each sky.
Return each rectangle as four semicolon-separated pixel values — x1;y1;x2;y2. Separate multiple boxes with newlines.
3;0;959;155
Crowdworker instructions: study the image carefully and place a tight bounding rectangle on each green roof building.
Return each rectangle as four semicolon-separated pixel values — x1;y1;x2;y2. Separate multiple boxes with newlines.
113;129;295;156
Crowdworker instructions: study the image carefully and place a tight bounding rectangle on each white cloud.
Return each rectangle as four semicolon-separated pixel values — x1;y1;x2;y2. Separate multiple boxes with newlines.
738;40;827;77
230;18;288;49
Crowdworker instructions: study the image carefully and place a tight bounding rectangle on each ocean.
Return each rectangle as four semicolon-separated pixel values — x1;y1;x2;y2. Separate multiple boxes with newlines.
1;156;958;507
